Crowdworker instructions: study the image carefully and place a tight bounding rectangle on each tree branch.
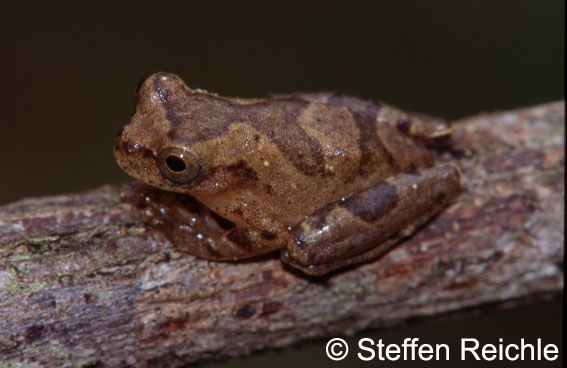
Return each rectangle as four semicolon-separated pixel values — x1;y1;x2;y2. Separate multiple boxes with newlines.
0;102;564;367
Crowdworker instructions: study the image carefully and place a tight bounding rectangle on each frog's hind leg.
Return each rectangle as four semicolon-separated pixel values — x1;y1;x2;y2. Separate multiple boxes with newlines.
126;184;285;261
281;165;461;275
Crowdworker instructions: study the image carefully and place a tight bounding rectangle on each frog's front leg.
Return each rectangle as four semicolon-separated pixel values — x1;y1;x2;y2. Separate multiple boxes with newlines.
126;184;285;260
281;165;461;275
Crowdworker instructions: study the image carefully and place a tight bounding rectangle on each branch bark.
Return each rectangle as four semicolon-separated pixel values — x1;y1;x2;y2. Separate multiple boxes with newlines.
0;102;564;367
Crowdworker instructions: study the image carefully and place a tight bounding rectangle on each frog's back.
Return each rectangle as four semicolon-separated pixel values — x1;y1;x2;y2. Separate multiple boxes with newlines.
225;97;437;221
245;97;435;185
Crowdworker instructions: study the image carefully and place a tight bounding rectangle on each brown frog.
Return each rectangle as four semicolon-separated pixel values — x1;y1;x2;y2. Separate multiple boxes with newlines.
114;72;461;275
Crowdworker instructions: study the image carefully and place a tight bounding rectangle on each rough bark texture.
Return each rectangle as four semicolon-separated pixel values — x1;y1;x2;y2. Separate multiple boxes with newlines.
0;102;564;367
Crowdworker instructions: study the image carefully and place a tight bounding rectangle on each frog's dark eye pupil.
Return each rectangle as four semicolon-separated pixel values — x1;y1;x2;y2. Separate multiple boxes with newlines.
165;155;187;172
157;148;200;185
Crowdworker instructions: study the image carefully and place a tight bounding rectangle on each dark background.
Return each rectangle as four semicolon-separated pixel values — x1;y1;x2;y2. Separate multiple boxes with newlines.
0;1;563;367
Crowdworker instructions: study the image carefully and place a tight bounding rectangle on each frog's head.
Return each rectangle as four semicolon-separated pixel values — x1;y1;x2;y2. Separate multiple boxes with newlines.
114;72;251;194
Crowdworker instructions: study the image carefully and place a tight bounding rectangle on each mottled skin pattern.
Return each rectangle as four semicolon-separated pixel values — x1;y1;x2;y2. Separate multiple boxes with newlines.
114;72;461;275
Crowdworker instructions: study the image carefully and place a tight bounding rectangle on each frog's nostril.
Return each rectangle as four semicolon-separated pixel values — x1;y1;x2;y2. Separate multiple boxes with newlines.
166;155;187;172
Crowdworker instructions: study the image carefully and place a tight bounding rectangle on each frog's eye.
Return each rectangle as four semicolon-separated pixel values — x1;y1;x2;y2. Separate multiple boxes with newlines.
157;147;200;185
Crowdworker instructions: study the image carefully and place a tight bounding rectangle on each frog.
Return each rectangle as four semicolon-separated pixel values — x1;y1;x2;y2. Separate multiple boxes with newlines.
113;72;461;275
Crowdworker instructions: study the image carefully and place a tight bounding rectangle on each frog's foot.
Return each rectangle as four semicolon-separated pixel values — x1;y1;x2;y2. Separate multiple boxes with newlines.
127;184;284;261
281;236;402;276
281;165;461;276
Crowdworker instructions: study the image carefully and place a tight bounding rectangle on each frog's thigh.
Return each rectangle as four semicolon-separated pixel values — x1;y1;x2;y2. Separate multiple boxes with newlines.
133;186;284;261
281;165;461;275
